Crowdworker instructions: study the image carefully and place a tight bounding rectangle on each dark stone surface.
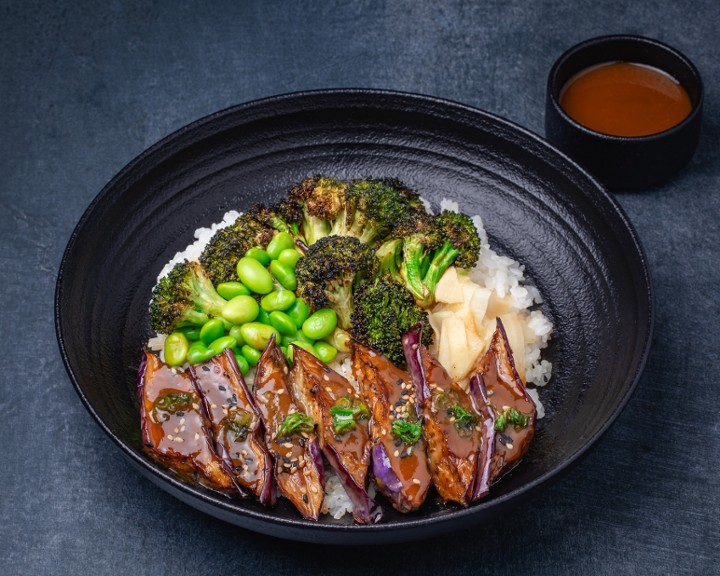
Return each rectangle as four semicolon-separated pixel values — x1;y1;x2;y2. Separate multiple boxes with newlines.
2;1;718;574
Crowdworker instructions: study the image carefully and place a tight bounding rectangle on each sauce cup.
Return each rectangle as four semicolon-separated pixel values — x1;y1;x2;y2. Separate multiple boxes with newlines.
545;35;703;190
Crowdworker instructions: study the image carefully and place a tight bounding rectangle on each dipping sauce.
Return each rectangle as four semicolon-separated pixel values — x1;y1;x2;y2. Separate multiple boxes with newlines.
560;61;692;137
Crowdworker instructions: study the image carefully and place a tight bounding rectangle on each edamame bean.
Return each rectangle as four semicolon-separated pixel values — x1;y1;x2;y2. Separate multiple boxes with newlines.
266;232;295;260
245;247;271;266
302;308;337;340
260;289;296;312
258;308;271;325
269;310;297;336
164;332;189;366
187;341;214;364
233;349;250;375
177;326;201;341
217;281;250;299
236;257;274;294
241;344;261;366
286;298;311;327
314;341;338;364
240;322;280;350
277;248;302;268
221;295;260;325
269;260;297;291
208;335;237;356
228;325;245;348
200;318;225;345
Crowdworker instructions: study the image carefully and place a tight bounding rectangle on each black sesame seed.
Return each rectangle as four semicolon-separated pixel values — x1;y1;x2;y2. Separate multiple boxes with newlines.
394;439;402;447
176;411;185;417
499;433;512;446
302;494;308;503
219;385;226;392
201;366;210;372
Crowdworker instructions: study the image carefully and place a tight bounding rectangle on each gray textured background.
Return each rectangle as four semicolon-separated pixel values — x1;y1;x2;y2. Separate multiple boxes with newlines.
2;1;719;574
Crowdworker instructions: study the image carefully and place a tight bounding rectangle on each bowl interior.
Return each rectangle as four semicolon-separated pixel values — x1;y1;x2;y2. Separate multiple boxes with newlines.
56;90;652;543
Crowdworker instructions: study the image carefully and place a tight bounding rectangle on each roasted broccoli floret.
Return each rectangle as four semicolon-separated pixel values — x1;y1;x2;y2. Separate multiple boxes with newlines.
422;210;481;297
350;276;433;366
379;177;426;213
377;210;442;305
287;176;347;246
295;235;378;329
330;178;411;245
149;260;228;334
199;212;275;284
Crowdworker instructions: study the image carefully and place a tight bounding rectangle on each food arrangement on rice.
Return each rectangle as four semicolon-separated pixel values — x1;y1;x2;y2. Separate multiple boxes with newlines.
139;176;553;524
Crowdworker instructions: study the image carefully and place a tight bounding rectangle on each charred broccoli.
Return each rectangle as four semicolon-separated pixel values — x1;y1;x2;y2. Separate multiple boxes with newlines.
149;260;228;334
422;210;481;297
295;235;378;330
199;211;276;284
287;176;347;246
330;178;411;245
350;276;433;366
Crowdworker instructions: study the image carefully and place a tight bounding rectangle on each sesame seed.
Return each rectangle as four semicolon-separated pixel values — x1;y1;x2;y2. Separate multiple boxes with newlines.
194;433;200;440
210;404;217;410
192;403;200;410
310;486;318;494
325;386;332;393
218;385;227;392
323;375;330;382
173;427;179;434
393;450;399;457
175;437;184;443
166;434;174;440
412;478;421;485
507;443;514;450
180;426;186;432
179;418;185;425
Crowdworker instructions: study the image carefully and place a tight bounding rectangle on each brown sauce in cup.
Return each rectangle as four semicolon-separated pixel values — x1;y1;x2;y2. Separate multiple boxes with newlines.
560;61;692;137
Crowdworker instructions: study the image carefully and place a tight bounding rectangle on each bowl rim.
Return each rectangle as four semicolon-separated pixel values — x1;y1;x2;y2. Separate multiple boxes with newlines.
546;34;704;142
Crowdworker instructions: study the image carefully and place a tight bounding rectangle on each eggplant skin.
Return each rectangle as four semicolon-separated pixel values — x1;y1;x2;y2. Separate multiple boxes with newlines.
471;318;537;484
253;338;325;520
138;350;237;493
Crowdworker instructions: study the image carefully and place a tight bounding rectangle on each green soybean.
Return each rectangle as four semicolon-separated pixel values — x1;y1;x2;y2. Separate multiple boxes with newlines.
277;248;302;268
269;260;297;291
208;335;237;356
269;310;297;336
240;322;280;350
187;341;214;364
286;298;311;327
261;289;296;312
164;332;189;366
302;308;337;340
177;326;201;341
200;318;225;345
314;341;338;364
258;308;271;325
266;232;295;260
217;281;251;299
233;349;250;375
241;344;261;366
245;247;271;266
228;325;245;348
236;257;274;294
221;295;260;325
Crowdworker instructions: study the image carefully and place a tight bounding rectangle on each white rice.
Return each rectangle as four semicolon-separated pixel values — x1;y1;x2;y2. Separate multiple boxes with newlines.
149;194;553;518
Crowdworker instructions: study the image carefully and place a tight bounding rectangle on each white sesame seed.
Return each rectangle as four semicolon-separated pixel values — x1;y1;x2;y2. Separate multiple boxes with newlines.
394;450;400;457
310;486;318;494
174;437;184;443
179;418;185;425
192;403;200;410
173;427;179;434
166;434;174;440
194;433;200;440
507;443;514;450
412;478;421;485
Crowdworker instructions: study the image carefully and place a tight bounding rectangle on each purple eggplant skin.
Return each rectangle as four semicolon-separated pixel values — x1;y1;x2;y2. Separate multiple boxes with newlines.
289;346;382;524
138;350;238;493
188;350;275;506
467;373;495;502
350;339;431;513
470;318;537;484
253;337;325;520
402;324;482;506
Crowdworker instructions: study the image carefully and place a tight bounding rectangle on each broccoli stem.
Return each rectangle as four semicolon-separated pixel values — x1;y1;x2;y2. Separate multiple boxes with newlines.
400;240;431;304
422;241;460;298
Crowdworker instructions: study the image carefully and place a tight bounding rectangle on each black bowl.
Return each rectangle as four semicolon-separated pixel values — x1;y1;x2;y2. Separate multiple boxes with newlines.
56;89;652;544
545;35;703;190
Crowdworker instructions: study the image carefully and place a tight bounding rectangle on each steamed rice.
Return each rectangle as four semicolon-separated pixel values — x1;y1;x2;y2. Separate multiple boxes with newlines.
148;196;553;518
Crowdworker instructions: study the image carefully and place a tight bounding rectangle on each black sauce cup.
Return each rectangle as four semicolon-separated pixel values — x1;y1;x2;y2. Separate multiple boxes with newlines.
545;35;703;190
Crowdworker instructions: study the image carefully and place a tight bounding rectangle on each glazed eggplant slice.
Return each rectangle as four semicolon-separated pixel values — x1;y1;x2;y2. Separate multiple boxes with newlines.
350;340;431;513
471;318;537;483
188;350;275;506
253;337;325;520
138;350;236;493
402;325;482;506
289;345;382;524
467;373;496;501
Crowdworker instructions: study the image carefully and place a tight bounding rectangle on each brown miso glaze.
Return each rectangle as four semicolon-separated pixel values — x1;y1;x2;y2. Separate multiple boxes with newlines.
473;320;536;482
351;342;431;511
253;340;324;520
138;351;235;491
560;61;692;137
418;347;481;506
188;350;274;504
290;347;370;487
